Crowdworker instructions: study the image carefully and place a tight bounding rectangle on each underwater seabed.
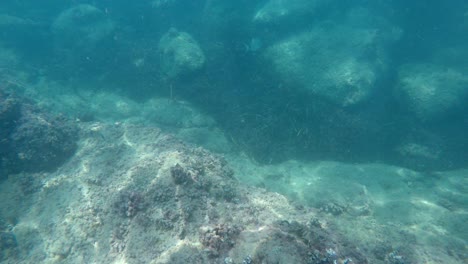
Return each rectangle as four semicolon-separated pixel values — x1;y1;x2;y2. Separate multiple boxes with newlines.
0;80;467;264
228;156;468;262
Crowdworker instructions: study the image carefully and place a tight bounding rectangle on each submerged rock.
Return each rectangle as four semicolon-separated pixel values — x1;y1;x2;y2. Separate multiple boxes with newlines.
0;122;373;263
158;28;206;78
253;0;326;23
0;87;78;177
52;4;115;49
264;8;401;107
395;63;468;122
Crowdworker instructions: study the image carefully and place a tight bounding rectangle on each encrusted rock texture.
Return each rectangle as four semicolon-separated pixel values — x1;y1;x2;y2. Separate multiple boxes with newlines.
0;122;372;264
0;86;78;177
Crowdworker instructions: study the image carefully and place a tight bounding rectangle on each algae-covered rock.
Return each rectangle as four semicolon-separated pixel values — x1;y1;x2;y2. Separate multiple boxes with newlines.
52;4;114;49
395;63;468;122
0;87;78;176
266;31;376;106
158;28;205;78
264;8;400;107
253;0;326;23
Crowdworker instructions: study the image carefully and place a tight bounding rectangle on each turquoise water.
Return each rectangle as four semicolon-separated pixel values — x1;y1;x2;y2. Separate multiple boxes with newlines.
0;1;467;263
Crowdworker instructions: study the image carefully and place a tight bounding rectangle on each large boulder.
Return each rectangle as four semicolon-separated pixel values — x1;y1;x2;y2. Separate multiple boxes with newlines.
264;8;401;107
395;63;468;122
158;28;206;78
253;0;326;24
52;4;115;50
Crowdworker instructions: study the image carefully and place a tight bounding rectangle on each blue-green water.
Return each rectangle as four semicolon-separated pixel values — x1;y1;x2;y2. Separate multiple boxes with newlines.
0;1;467;263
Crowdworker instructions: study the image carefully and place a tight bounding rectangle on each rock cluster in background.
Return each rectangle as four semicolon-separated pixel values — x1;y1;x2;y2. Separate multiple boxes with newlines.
0;1;467;171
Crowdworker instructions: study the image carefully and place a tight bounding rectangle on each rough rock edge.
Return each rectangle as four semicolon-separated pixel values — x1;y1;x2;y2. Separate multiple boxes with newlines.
2;122;374;264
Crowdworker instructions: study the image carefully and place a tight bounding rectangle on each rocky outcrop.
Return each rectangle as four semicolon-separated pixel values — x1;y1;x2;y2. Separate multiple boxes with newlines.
395;63;468;122
264;8;401;107
0;87;78;177
52;4;115;50
0;122;374;263
253;0;327;24
159;28;206;78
